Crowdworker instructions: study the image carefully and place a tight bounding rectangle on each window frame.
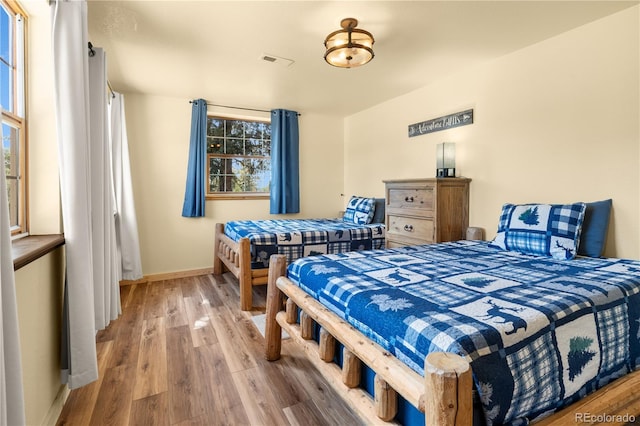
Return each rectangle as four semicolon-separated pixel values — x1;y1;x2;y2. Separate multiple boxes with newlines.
1;0;28;236
205;115;271;200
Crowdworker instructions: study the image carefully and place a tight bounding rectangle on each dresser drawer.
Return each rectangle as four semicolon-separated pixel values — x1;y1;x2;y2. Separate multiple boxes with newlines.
388;186;434;211
387;215;434;243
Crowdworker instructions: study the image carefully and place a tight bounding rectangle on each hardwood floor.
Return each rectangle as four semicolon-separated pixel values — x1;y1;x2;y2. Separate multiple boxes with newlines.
54;271;640;426
56;272;363;426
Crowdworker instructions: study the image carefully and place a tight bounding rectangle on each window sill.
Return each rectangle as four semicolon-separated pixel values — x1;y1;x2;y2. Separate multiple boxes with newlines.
12;234;65;271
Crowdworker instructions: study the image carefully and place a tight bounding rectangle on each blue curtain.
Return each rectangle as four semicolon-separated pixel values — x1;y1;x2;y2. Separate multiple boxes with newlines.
270;109;300;214
182;99;207;217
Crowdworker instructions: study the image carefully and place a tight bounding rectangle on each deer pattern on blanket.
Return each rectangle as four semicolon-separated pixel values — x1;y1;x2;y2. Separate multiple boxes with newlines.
286;240;640;426
480;299;528;336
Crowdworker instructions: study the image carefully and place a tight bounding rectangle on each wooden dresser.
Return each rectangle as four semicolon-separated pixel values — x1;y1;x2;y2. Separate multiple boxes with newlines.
384;178;471;248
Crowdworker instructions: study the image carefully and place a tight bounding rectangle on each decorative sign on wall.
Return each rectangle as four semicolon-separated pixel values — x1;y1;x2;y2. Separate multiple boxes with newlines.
408;109;474;137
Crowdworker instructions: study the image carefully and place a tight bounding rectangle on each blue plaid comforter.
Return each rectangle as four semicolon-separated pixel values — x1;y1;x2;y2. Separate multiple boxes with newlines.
224;219;385;268
287;240;640;425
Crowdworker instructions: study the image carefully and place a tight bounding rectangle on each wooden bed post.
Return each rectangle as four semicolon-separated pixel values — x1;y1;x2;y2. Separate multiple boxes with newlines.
213;223;224;275
319;328;336;362
300;311;314;340
238;237;253;311
285;298;297;324
375;375;398;421
265;254;287;361
424;352;473;426
342;348;361;388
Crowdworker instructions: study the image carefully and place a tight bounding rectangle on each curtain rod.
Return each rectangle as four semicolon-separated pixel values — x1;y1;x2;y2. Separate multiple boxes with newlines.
190;100;301;116
88;42;116;99
107;80;115;99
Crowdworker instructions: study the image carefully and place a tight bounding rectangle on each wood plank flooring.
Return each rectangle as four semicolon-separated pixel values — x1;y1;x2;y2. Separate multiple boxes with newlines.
56;272;363;426
55;271;640;426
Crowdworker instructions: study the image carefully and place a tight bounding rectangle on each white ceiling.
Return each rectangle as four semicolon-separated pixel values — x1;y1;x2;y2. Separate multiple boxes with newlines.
86;1;637;117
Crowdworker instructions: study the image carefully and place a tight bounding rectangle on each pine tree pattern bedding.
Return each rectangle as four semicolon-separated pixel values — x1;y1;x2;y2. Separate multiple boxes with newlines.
224;219;385;269
286;240;640;425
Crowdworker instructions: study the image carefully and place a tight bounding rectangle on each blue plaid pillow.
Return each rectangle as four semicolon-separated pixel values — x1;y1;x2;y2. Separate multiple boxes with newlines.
488;202;587;260
343;196;376;225
578;199;612;257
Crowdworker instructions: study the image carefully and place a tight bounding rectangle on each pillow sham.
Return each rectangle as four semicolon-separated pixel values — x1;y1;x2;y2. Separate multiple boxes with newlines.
343;196;376;225
488;202;587;260
371;198;386;224
578;199;612;258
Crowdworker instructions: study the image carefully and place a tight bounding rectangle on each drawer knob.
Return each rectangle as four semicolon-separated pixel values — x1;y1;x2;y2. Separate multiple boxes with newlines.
404;196;414;202
403;224;414;232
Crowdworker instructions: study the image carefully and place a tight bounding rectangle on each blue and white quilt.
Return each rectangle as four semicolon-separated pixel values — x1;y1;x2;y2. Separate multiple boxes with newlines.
287;240;640;425
224;219;385;269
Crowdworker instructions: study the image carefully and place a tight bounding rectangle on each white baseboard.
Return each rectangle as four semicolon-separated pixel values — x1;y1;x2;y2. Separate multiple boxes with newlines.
120;267;214;286
42;384;69;426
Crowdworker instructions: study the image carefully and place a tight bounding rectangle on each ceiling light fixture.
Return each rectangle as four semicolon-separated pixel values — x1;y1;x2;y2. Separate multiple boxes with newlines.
324;18;375;68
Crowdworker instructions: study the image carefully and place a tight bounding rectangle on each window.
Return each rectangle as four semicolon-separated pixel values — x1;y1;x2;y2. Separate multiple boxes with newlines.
206;116;271;199
1;0;26;234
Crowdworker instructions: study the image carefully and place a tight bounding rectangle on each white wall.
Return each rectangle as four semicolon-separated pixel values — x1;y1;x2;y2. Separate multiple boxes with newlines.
124;94;345;275
26;1;61;234
15;249;65;426
345;6;639;259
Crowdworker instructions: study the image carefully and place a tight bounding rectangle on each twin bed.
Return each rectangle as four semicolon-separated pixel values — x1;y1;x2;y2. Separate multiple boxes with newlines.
213;198;385;310
262;200;640;425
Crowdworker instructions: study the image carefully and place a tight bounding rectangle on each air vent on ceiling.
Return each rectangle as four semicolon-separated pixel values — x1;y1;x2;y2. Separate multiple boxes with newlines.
260;53;294;67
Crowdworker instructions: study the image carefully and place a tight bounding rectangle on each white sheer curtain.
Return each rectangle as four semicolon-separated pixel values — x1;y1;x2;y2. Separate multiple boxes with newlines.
51;0;99;388
88;46;121;329
110;93;143;281
0;112;26;426
52;0;140;388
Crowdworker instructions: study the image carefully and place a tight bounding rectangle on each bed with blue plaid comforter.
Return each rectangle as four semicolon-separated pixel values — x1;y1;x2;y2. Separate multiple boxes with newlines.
287;240;640;425
224;219;385;269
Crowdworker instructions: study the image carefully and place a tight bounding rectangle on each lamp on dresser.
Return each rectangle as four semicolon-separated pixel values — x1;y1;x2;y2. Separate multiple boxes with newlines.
436;142;456;177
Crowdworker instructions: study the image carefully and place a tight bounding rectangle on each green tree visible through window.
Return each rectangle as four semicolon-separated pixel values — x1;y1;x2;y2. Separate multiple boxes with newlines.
3;122;19;226
206;117;270;197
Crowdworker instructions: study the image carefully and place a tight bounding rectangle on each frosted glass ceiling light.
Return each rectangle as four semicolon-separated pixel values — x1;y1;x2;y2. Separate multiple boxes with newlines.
324;18;375;68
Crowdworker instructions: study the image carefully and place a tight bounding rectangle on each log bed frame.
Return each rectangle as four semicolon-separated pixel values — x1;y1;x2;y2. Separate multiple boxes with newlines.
264;254;640;425
213;222;268;311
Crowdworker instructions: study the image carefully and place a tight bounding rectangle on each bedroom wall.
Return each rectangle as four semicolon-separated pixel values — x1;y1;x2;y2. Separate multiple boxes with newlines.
15;249;65;426
344;6;639;260
124;94;345;275
27;2;61;235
